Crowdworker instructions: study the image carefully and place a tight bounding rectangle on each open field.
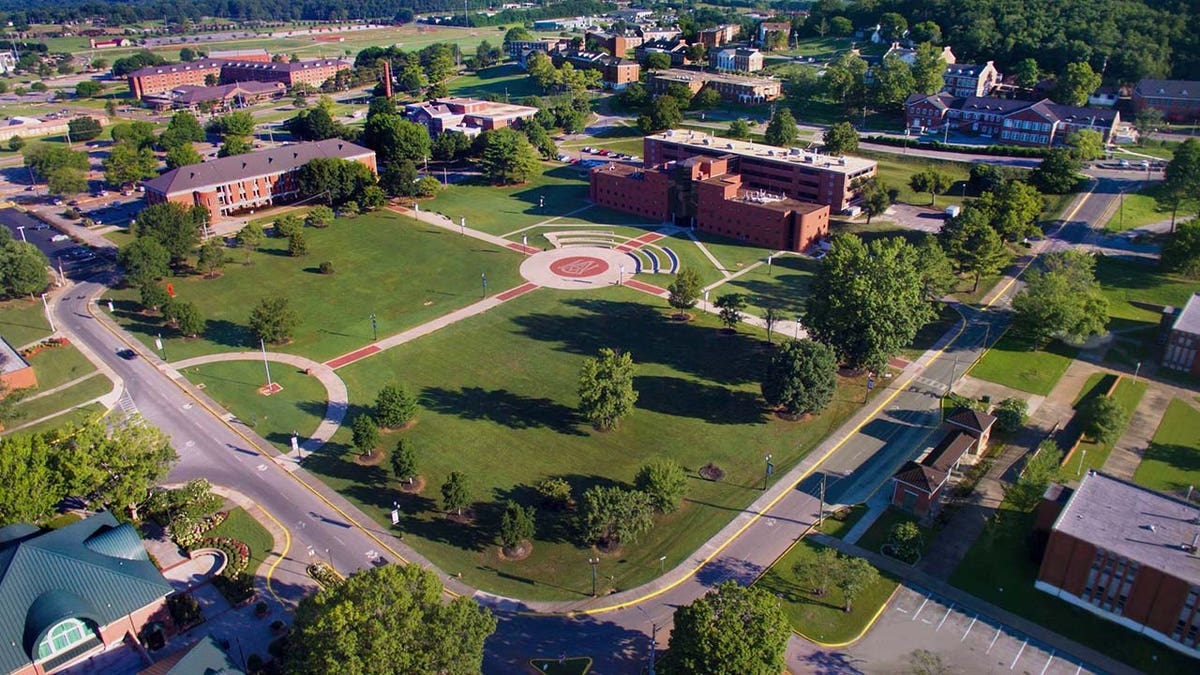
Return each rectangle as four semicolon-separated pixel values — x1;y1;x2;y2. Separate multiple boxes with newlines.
862;152;973;209
107;210;524;362
717;254;817;316
447;64;541;102
1132;398;1200;498
422;164;593;235
1104;184;1169;232
968;332;1077;396
0;299;53;347
265;286;878;599
951;499;1193;673
185;361;328;452
756;539;898;644
25;343;97;391
13;373;110;422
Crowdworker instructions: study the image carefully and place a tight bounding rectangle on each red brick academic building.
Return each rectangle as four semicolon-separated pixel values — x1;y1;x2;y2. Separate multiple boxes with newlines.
141;139;376;217
128;58;350;99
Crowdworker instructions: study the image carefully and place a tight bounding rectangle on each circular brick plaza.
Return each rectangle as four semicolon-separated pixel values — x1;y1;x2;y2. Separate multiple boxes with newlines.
519;247;633;290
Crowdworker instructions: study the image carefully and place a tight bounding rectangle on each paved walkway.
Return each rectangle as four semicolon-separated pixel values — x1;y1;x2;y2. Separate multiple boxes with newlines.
170;352;345;454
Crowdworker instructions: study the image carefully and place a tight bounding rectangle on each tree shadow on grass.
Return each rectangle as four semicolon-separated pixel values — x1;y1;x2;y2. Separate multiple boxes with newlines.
512;298;764;386
633;375;765;425
1144;443;1200;493
200;318;254;351
419;385;585;436
302;443;390;487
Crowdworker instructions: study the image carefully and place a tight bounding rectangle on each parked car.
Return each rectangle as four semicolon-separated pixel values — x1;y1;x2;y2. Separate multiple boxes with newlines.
116;349;137;360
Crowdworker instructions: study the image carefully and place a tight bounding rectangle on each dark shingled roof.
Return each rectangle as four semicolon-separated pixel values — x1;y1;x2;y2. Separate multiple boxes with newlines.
947;408;998;435
0;512;172;673
141;139;375;197
892;461;947;494
1135;79;1200;101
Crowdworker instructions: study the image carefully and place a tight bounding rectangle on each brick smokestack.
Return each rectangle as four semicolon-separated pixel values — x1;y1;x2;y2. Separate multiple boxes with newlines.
382;60;393;99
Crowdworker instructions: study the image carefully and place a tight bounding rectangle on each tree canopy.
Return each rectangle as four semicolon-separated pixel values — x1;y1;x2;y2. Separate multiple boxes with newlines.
578;347;638;431
761;339;838;418
285;564;496;675
665;581;790;675
478;128;541;185
1012;250;1109;346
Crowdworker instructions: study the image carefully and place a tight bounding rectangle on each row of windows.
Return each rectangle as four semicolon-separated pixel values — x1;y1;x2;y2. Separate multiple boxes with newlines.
1173;588;1200;646
1140;98;1200;108
1002;131;1051;145
1004;119;1053;132
1163;342;1197;371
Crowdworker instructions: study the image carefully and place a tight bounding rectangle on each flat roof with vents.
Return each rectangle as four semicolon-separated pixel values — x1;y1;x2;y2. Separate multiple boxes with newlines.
648;130;876;175
1052;471;1200;584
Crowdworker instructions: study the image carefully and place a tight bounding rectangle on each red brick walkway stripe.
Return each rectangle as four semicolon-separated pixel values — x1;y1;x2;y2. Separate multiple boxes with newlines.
495;282;539;301
624;279;667;295
506;242;540;254
325;344;382;369
615;231;665;253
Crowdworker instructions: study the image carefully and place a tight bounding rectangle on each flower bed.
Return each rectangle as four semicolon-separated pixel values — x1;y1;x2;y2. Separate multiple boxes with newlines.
21;337;70;359
194;536;250;576
172;510;228;549
306;562;343;589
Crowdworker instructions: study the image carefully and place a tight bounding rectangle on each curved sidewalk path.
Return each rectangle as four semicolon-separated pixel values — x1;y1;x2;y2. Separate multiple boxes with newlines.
170;352;346;454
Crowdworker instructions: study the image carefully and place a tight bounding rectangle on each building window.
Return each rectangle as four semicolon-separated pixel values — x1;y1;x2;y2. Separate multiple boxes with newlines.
36;618;98;661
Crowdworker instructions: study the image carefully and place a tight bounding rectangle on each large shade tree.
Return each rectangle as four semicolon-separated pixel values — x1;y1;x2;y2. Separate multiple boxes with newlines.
665;581;790;675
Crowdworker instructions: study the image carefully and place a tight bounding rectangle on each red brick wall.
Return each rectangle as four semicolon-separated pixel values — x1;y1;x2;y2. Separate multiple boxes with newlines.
891;481;935;517
1;365;37;391
589;168;670;221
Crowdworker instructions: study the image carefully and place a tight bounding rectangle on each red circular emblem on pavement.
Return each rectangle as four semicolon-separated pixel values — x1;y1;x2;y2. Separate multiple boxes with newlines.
550;256;609;278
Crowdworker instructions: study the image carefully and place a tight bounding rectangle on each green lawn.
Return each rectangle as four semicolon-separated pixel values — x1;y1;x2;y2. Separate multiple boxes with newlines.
9;403;107;437
784;37;853;58
26;344;97;391
448;64;541;101
689;229;777;275
756;539;898;644
861;152;973;209
13;373;111;423
185;361;329;453
284;287;876;599
968;332;1077;396
717;254;817;316
818;504;868;539
107;210;524;363
206;506;275;574
1062;374;1148;481
1133;398;1200;498
421;164;591;235
951;501;1192;673
1104;184;1169;232
853;507;933;562
1095;256;1199;327
0;299;52;348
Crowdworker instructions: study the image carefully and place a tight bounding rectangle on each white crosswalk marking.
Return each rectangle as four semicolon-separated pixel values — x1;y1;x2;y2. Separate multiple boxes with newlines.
117;390;142;425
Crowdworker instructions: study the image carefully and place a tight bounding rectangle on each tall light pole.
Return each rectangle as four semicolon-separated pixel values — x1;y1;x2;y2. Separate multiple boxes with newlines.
40;293;55;332
260;338;273;391
370;313;378;341
763;453;773;491
588;557;600;597
635;605;659;675
15;225;26;242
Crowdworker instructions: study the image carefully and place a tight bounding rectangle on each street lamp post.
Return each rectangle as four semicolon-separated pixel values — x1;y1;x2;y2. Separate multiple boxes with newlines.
40;293;55;332
795;315;801;339
370;313;378;341
659;555;666;574
1078;448;1087;477
635;605;659;675
1133;361;1141;383
260;338;273;391
16;225;26;242
588;557;600;597
618;264;624;286
763;453;773;491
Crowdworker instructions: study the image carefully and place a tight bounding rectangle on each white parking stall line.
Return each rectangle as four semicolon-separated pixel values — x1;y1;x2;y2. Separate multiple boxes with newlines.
1074;663;1082;675
1010;639;1028;670
1038;650;1055;675
987;627;1002;654
911;596;930;622
936;603;954;631
962;614;978;642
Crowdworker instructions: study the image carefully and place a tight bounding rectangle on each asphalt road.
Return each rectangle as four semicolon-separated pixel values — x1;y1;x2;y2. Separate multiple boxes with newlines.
36;168;1139;673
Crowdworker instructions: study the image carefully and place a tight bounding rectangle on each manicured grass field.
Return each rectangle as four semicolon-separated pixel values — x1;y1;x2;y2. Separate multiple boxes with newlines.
968;332;1077;396
755;539;897;644
951;500;1192;673
448;64;542;101
1133;398;1200;497
13;373;110;423
1104;184;1169;232
1095;256;1200;327
0;299;52;347
25;344;97;391
852;507;933;561
717;254;817;316
10;403;106;437
421;164;592;235
298;287;874;599
862;152;972;209
689;229;776;274
819;504;867;539
185;361;329;453
1062;374;1147;480
107;211;524;363
207;506;275;573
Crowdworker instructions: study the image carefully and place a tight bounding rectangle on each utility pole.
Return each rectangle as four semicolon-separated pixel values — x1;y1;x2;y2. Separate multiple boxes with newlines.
818;472;826;530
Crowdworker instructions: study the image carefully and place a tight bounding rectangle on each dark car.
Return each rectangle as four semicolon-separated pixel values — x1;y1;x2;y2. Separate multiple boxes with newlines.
117;348;137;360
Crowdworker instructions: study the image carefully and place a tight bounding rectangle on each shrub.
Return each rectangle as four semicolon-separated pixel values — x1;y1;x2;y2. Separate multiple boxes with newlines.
166;593;203;628
288;231;309;256
374;383;418;428
634;458;688;513
306;562;343;588
498;500;536;550
212;571;255;606
535;478;572;509
63;207;80;219
887;521;923;564
993;397;1028;433
318;260;334;274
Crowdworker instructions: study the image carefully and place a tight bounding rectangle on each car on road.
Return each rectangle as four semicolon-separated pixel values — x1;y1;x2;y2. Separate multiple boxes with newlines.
30;222;50;230
50;234;70;242
1118;159;1130;168
116;349;137;360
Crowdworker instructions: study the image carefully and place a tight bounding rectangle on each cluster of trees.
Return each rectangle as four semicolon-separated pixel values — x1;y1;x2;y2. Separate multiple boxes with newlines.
1012;250;1109;347
0;226;50;299
356;42;460;99
0;418;176;525
286;95;353;142
103;120;159;188
663;581;791;675
618;82;721;134
24;142;90;196
790;547;882;612
296;156;384;209
205;110;257;157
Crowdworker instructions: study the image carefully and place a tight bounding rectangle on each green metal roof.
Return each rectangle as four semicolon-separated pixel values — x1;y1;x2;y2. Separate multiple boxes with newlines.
156;636;244;675
0;512;173;673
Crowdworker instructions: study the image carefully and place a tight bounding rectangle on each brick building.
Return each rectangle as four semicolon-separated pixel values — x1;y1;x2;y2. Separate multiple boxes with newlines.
647;69;781;104
0;513;173;675
904;94;1121;147
585;30;642;55
142;81;285;111
507;38;563;66
699;24;739;49
556;51;640;89
756;21;791;49
1035;471;1200;657
128;58;349;99
589;156;829;251
889;409;996;518
1162;293;1200;376
714;48;764;73
141;139;376;217
0;336;35;392
636;37;692;67
942;61;1002;98
404;97;540;137
643;130;876;212
1133;79;1200;124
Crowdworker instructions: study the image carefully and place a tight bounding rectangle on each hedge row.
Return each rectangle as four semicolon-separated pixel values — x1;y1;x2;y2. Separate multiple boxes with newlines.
864;135;1053;158
172;510;228;549
195;535;250;576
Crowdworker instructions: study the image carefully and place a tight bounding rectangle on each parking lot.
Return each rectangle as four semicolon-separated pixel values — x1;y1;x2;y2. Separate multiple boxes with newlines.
0;207;108;279
840;585;1098;674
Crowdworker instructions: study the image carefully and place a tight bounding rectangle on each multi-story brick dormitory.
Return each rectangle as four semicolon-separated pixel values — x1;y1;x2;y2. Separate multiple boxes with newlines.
128;58;350;99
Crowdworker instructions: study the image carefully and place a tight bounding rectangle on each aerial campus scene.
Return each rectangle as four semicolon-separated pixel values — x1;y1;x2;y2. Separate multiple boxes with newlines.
0;0;1198;673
